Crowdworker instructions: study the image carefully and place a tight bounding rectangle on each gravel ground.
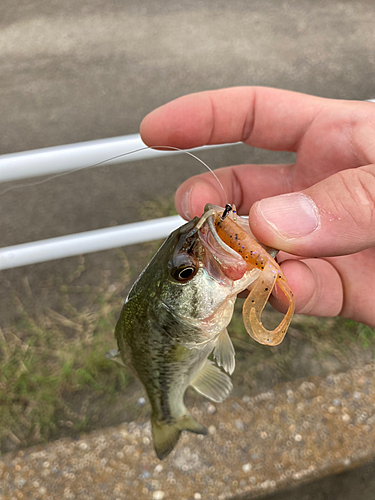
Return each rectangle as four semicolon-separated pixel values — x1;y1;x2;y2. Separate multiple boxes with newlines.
2;364;375;500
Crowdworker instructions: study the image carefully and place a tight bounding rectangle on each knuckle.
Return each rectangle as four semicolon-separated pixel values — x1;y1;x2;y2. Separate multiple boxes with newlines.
334;167;375;231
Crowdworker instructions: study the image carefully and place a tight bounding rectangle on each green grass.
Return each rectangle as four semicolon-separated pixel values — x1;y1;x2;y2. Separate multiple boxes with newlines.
0;251;133;453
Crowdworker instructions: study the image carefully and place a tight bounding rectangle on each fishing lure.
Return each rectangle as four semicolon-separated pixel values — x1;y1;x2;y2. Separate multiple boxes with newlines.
214;204;295;346
188;202;295;346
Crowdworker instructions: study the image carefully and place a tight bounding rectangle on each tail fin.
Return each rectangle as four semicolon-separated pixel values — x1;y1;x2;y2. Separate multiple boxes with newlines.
151;412;207;460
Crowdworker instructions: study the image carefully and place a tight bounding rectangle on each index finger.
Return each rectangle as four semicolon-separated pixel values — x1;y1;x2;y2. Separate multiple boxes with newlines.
140;87;326;151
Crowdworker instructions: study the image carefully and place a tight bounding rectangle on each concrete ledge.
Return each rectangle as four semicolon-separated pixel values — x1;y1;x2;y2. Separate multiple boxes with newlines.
1;364;375;500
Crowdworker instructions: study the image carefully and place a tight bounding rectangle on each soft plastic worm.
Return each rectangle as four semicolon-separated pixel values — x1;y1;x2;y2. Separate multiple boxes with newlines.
214;213;295;346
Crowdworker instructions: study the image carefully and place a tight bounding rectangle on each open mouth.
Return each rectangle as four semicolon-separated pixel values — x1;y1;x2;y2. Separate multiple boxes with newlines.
197;206;249;281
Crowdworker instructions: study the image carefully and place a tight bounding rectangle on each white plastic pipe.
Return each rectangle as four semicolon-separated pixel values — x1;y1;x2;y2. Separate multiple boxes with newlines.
0;133;229;183
0;215;185;270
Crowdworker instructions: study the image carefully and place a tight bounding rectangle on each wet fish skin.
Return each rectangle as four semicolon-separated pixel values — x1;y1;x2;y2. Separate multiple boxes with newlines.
115;213;259;459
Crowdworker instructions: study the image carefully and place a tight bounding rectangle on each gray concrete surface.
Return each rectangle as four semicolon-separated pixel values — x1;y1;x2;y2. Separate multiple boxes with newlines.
261;459;375;500
1;0;374;153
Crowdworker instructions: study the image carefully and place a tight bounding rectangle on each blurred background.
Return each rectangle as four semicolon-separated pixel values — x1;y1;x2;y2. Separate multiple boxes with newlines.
1;0;375;498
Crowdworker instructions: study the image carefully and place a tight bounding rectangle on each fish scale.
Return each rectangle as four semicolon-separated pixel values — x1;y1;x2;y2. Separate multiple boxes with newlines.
114;207;272;459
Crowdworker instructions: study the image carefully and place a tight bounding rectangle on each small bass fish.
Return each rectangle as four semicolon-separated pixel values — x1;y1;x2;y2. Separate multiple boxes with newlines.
114;204;294;459
114;205;261;459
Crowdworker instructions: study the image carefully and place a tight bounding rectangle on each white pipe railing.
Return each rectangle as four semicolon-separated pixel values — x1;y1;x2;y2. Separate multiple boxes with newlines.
0;133;231;269
0;216;185;270
0;133;228;183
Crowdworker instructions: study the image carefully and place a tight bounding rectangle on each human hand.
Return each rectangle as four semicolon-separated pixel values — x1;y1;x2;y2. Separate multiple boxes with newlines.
140;87;375;327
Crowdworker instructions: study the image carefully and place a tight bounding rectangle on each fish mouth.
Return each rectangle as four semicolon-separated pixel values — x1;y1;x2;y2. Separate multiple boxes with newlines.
196;204;249;281
198;203;278;259
199;204;239;255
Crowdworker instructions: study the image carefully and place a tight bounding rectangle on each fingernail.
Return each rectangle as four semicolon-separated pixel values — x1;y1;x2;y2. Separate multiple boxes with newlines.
257;193;319;238
180;186;193;219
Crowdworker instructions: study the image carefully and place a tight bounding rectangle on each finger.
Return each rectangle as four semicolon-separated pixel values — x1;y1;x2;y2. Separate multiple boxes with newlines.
269;258;343;318
140;87;325;151
327;249;375;327
175;163;294;218
250;164;375;257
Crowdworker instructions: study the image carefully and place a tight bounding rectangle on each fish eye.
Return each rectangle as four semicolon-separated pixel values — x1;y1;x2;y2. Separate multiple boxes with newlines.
171;265;197;282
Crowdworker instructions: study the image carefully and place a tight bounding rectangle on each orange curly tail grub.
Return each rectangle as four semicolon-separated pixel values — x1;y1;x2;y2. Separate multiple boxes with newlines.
214;213;295;346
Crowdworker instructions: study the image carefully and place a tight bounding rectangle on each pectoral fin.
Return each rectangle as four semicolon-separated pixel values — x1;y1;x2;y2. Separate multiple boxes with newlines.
213;329;235;375
190;360;233;403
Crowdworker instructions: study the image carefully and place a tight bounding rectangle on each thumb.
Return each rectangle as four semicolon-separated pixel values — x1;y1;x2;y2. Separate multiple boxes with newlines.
249;165;375;257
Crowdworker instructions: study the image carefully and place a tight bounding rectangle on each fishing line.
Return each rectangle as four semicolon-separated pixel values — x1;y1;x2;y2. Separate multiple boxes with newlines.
0;146;229;203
